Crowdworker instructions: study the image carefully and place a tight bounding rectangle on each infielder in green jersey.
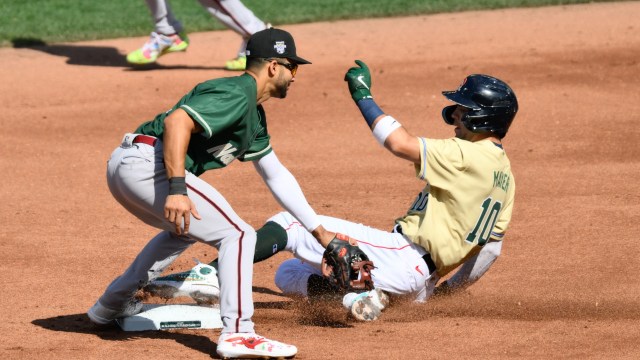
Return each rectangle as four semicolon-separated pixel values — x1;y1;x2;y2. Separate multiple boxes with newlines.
145;62;519;322
87;28;337;359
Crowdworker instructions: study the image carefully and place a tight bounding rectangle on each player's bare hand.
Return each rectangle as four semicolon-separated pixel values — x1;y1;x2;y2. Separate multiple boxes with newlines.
164;195;202;235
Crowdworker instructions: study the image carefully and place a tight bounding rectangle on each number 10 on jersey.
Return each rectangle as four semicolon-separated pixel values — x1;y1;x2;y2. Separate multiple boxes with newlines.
466;197;502;246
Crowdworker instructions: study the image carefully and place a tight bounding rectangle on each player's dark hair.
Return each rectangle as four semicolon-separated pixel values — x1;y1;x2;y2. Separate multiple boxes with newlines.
245;56;267;72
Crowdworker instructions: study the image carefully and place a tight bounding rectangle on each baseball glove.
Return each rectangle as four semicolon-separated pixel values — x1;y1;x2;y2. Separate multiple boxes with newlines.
321;233;375;293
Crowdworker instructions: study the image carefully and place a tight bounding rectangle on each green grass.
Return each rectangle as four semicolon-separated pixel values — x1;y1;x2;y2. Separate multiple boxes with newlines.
0;0;621;47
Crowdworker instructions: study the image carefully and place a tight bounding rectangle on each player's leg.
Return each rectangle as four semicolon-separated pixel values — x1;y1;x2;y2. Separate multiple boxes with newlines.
197;0;269;70
273;258;343;300
148;210;396;295
204;220;287;269
89;135;196;324
274;258;322;297
146;210;429;302
141;218;288;306
147;0;183;35
146;170;256;334
197;0;267;41
269;213;392;321
88;231;195;324
180;162;296;358
127;0;189;65
142;218;287;301
273;258;389;322
144;211;329;302
93;136;231;324
299;214;436;300
270;213;447;317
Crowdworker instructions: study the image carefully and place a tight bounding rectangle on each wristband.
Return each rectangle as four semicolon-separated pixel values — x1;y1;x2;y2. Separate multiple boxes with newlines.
356;98;384;127
372;116;402;146
168;177;188;195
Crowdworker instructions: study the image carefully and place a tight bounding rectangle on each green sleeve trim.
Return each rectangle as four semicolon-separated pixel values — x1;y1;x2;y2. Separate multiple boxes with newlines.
243;144;272;160
180;104;213;138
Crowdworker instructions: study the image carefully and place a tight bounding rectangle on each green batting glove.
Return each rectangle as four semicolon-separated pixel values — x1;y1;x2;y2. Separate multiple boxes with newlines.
344;60;373;102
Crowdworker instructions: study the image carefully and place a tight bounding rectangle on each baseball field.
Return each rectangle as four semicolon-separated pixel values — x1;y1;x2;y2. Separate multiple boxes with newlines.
1;1;639;359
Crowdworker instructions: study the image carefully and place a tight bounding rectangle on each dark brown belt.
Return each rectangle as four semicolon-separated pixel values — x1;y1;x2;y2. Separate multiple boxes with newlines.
393;224;436;275
133;134;157;146
422;254;436;275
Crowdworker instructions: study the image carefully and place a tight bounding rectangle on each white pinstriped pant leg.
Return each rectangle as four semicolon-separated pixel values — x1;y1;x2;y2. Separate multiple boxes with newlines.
268;212;437;301
197;0;268;56
146;0;183;35
100;135;256;334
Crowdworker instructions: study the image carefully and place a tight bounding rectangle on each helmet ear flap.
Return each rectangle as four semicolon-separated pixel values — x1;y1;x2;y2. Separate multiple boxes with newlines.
442;105;457;125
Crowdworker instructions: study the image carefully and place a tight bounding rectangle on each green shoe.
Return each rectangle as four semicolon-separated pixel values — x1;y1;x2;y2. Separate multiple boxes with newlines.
225;55;246;71
126;31;189;65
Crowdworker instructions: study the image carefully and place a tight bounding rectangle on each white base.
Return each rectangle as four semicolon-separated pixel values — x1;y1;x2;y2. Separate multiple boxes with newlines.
116;304;223;331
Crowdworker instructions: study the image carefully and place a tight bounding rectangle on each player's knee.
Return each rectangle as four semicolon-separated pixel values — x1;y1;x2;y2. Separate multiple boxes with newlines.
236;222;257;243
484;240;502;258
274;259;313;297
274;259;301;290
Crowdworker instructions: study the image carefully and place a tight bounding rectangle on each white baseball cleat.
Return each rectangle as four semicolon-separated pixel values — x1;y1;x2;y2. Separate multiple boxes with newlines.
216;332;297;359
344;288;389;321
87;299;143;325
368;288;390;309
144;261;220;304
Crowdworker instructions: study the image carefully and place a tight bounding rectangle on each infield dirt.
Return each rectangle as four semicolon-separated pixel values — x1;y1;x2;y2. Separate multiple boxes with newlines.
1;2;639;359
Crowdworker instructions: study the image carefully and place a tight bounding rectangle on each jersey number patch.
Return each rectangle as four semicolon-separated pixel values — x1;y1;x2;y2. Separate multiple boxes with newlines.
465;197;502;246
409;190;429;212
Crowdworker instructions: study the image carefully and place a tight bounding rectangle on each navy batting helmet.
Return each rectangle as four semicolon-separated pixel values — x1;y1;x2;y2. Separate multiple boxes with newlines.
441;74;518;138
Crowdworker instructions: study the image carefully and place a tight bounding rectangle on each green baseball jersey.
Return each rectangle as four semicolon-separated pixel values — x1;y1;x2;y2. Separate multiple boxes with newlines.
135;74;272;176
396;137;515;276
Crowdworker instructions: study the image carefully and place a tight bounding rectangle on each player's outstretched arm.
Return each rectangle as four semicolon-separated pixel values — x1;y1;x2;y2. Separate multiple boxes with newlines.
344;60;420;165
253;151;336;247
374;119;421;164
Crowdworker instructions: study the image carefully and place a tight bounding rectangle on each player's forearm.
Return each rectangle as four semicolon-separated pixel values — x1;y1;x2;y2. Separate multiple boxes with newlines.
254;153;321;232
265;171;321;232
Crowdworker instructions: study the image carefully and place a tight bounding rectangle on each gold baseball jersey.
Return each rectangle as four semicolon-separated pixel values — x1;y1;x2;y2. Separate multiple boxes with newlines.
395;137;515;276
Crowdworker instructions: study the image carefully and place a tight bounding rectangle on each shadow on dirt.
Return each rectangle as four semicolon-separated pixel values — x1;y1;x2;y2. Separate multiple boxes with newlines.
32;313;219;357
11;37;226;70
252;286;286;298
32;287;292;358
